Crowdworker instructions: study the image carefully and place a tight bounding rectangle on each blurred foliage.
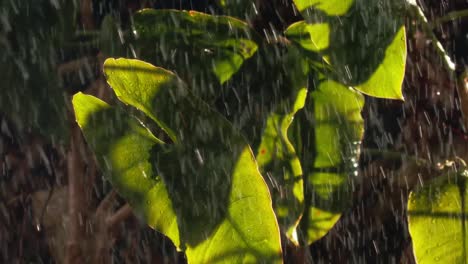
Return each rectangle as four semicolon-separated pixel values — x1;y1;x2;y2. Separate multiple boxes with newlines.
0;0;78;143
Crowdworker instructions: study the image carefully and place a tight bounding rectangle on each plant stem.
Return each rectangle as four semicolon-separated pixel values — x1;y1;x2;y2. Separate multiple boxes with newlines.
431;9;468;28
407;4;457;72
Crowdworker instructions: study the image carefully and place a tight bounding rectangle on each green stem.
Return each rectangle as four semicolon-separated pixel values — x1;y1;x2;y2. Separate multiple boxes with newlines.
360;148;429;166
431;9;468;28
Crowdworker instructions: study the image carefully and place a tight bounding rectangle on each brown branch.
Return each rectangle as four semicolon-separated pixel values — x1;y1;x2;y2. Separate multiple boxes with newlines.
80;0;95;30
95;190;117;215
57;57;94;76
65;122;86;264
106;203;133;230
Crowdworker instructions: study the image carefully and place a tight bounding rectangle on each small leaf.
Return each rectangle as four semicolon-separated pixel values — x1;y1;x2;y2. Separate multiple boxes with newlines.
354;26;406;100
293;0;353;16
285;22;330;52
408;174;468;264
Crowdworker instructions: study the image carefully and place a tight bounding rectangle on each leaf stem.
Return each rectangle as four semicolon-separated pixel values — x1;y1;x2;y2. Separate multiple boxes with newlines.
431;9;468;28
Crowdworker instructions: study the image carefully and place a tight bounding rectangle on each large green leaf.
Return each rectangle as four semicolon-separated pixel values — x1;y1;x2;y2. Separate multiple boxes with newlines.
74;58;282;263
132;9;258;101
293;78;364;244
408;173;468;263
286;0;407;100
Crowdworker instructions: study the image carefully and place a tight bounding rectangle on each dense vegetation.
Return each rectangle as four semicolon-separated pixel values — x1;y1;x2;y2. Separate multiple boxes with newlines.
1;0;468;263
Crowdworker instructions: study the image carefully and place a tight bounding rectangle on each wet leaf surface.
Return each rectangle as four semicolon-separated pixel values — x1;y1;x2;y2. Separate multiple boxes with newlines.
291;77;364;244
287;0;407;99
133;9;259;102
73;58;283;263
409;173;468;264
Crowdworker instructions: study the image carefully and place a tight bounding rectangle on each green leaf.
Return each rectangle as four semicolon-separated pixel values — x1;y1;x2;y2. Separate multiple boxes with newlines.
77;58;282;263
354;27;406;100
292;0;353;16
103;58;183;143
408;173;468;263
285;22;330;52
294;78;364;244
133;9;258;98
286;0;407;100
72;93;179;244
256;88;307;244
253;46;310;244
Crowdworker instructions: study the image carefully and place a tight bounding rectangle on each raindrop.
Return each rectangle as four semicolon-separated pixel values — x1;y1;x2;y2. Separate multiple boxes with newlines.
49;0;59;9
129;44;137;58
117;28;125;44
195;149;204;165
252;3;259;15
344;65;353;81
203;48;214;54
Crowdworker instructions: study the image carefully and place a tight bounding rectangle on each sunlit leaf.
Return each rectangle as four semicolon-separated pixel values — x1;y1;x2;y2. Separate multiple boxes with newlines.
76;58;283;263
256;88;307;244
284;22;330;53
252;46;312;243
292;78;364;244
133;9;258;101
286;0;407;100
354;27;406;99
72;93;179;244
293;0;353;16
408;173;468;264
